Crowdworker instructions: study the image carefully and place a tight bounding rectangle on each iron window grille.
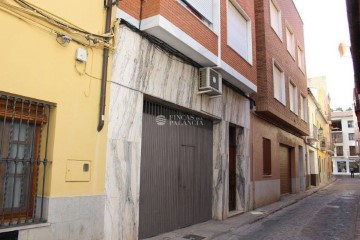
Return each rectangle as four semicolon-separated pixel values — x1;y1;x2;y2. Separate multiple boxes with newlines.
0;94;53;228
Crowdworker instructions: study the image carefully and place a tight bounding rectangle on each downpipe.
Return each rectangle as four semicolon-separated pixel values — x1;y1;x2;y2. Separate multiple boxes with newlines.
97;0;114;132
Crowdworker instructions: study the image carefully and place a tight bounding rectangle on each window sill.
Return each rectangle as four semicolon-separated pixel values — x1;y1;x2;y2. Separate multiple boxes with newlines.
263;174;272;178
0;223;50;233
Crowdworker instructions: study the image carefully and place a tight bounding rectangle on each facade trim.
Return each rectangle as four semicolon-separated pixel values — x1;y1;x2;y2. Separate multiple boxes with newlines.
116;8;140;27
140;15;218;65
221;60;257;94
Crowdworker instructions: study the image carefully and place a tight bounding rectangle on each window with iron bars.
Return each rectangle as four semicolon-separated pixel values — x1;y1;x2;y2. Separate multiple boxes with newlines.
0;94;52;228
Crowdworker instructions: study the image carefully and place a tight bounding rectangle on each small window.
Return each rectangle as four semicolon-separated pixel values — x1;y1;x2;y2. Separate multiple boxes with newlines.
297;46;305;71
349;146;356;156
273;60;285;104
270;0;282;39
349;133;355;140
286;26;295;57
348;120;354;128
289;82;298;114
336;146;343;156
227;0;252;63
263;138;271;175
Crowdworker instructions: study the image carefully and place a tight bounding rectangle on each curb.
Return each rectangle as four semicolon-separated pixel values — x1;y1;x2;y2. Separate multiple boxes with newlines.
209;178;336;239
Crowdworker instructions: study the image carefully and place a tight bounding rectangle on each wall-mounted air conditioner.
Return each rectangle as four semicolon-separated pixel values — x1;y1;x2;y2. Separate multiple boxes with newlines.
198;67;222;97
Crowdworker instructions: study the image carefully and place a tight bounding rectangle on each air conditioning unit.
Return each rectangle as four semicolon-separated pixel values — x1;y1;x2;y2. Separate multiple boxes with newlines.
198;67;222;97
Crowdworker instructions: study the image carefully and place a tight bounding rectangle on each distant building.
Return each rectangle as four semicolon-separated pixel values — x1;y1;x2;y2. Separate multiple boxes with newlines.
331;111;359;174
306;86;333;187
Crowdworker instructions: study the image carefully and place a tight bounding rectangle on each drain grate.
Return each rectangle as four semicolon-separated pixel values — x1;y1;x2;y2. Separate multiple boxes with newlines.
183;234;205;240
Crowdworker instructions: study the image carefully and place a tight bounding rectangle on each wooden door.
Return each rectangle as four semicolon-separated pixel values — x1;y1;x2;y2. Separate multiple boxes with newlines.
279;145;291;194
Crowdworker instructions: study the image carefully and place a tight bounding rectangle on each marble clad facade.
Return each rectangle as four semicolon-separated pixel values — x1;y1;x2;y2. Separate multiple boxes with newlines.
104;25;252;239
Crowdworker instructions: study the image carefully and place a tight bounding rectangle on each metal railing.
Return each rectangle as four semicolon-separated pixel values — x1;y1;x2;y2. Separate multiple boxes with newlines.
0;94;52;228
332;133;343;143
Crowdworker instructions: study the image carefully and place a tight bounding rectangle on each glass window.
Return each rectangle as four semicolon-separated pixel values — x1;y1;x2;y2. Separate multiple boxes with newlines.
349;146;356;156
336;146;343;156
349;133;355;140
348;120;354;128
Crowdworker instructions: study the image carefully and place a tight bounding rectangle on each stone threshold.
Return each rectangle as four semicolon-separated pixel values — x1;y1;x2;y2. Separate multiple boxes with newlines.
0;223;50;233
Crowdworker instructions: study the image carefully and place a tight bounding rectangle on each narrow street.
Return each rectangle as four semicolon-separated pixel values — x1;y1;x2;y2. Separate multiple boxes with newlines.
215;177;360;240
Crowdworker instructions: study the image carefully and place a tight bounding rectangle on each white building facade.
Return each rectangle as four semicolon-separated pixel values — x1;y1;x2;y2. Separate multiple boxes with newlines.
331;111;359;174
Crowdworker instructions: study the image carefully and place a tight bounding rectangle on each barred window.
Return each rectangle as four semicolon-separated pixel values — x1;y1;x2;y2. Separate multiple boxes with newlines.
0;94;52;227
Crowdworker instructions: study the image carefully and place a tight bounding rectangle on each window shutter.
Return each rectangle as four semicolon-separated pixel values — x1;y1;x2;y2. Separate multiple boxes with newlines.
185;0;213;22
227;1;248;58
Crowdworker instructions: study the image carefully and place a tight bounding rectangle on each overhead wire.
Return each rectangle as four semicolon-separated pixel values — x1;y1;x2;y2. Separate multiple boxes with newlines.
0;0;116;50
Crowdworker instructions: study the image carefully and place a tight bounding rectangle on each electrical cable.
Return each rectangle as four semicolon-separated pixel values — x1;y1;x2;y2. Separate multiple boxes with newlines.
0;0;116;50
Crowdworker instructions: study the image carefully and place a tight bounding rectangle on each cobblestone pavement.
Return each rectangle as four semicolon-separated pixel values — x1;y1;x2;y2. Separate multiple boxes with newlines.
214;177;360;240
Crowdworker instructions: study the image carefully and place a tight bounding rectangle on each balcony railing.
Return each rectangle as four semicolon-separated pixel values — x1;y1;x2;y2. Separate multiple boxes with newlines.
332;133;343;143
0;94;52;228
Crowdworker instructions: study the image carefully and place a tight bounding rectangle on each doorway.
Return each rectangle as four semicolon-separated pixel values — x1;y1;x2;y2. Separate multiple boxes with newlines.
229;126;236;211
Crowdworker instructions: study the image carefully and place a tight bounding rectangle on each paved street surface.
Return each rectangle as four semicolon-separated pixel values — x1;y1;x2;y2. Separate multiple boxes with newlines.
147;177;360;240
214;177;360;240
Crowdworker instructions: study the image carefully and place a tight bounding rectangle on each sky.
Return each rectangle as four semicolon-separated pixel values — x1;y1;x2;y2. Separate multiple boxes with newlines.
293;0;354;110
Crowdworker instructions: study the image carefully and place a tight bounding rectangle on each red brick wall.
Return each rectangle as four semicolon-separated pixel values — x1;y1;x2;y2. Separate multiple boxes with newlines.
254;0;308;135
118;0;258;85
159;1;218;55
221;0;257;85
118;0;218;55
118;0;142;19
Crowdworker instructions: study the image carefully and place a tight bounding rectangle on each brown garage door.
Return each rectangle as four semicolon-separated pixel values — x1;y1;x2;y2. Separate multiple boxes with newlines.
279;145;291;194
139;100;213;239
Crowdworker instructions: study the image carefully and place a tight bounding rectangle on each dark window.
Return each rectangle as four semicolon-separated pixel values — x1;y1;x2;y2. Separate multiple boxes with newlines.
332;120;342;131
0;94;52;227
349;146;356;156
336;146;343;156
263;138;271;175
348;120;354;128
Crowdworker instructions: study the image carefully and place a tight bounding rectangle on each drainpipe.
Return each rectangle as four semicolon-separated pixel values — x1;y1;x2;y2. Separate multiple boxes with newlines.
97;0;113;132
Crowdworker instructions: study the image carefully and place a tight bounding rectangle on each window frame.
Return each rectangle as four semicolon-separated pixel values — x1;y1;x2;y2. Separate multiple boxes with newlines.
349;133;355;141
347;120;354;128
226;0;253;64
270;0;282;40
297;44;305;73
0;95;52;226
289;80;298;114
336;146;344;156
272;59;286;105
299;93;307;122
285;23;295;59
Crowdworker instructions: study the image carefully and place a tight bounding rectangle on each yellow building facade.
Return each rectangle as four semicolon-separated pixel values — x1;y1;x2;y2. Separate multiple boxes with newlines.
307;79;333;186
0;0;116;238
